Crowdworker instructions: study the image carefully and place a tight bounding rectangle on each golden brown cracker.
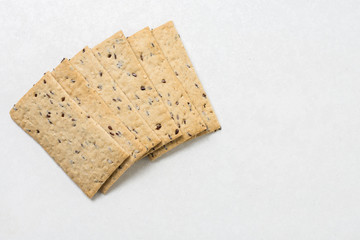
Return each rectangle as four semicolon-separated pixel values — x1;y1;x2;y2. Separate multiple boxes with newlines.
52;59;147;193
127;27;206;159
152;21;221;133
92;33;182;151
10;73;128;198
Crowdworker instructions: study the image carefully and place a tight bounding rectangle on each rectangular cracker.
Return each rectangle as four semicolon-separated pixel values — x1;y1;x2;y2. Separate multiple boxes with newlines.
127;27;207;160
91;33;182;151
52;59;147;193
9;73;129;198
68;48;161;153
152;21;221;133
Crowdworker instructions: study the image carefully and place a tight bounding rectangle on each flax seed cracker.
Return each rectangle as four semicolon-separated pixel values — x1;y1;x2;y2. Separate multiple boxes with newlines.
9;73;128;198
152;21;221;134
52;59;147;193
92;33;181;152
127;27;207;159
69;48;161;152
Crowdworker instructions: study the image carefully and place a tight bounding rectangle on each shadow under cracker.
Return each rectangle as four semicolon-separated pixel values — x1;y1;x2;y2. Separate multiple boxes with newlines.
100;131;220;195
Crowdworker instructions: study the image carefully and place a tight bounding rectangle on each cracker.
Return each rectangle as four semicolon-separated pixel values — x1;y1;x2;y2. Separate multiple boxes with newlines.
152;21;221;134
52;59;147;193
9;73;128;198
91;33;182;151
69;48;161;152
127;27;207;160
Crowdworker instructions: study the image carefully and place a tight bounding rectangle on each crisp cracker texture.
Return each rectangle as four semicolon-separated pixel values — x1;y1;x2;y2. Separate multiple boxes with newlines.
92;33;182;151
152;21;221;133
52;59;147;193
127;27;207;159
69;47;161;152
9;73;129;198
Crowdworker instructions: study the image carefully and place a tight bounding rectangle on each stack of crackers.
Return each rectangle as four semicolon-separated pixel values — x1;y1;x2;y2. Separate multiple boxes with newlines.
9;21;221;198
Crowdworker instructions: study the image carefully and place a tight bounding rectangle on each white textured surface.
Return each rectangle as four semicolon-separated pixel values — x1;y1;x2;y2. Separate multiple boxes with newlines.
1;0;360;239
